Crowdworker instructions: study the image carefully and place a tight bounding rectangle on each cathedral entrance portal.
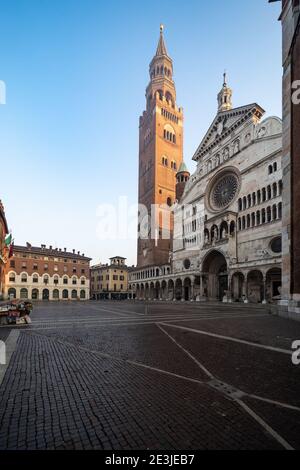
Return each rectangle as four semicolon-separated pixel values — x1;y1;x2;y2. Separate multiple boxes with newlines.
202;251;228;301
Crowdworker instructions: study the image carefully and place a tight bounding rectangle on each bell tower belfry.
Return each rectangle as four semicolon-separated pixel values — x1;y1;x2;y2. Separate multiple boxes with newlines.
137;26;184;268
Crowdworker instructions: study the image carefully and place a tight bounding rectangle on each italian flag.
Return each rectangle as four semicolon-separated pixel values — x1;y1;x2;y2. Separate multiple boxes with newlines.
9;242;14;258
4;233;12;246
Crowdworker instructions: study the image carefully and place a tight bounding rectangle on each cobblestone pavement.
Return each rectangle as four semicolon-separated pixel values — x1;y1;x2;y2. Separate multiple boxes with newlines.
0;301;300;450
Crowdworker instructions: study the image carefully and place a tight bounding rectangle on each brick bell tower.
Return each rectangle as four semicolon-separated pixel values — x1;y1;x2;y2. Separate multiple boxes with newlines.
137;25;183;268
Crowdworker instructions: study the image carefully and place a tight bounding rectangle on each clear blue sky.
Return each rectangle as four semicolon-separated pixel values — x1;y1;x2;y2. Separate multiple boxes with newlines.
0;0;282;266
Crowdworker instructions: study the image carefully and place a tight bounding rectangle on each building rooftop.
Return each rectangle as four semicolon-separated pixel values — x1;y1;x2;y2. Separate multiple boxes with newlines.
13;244;92;261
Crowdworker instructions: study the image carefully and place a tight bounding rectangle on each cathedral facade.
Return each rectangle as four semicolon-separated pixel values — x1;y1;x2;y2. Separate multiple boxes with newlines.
130;73;283;304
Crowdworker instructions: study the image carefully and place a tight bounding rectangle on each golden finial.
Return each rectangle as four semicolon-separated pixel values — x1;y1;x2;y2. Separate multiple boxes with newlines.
160;24;164;33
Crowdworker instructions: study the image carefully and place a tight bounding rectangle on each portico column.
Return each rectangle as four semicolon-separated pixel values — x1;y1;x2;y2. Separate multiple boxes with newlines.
172;282;176;301
181;282;185;302
262;274;267;304
242;276;248;303
227;275;232;303
190;282;194;302
200;275;204;297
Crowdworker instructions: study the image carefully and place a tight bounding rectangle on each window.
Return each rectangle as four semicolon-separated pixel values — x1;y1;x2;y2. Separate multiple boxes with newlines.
267;186;272;200
247;214;251;228
72;277;77;285
33;264;38;270
257;190;261;205
9;273;16;282
54;276;59;285
33;274;38;283
10;260;15;268
21;274;27;283
53;290;59;299
256;211;261;225
270;236;282;254
44;264;48;271
63;277;68;285
20;288;28;299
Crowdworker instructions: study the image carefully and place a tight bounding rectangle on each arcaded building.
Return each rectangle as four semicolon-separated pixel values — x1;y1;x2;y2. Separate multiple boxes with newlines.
4;244;91;301
130;78;283;303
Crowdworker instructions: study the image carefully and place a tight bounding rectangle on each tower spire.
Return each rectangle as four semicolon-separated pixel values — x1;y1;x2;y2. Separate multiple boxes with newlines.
156;24;169;57
218;71;233;112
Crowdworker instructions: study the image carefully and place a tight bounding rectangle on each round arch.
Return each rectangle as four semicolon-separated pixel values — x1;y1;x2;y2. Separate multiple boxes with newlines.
183;278;192;301
32;289;39;300
80;290;86;300
201;250;228;300
62;289;69;300
8;288;16;299
20;288;28;300
247;271;264;303
266;267;282;303
175;279;183;301
42;289;49;301
71;289;77;299
231;272;245;302
53;289;60;300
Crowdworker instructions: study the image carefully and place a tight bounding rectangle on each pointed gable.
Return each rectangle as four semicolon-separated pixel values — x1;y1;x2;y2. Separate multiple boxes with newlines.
192;103;265;162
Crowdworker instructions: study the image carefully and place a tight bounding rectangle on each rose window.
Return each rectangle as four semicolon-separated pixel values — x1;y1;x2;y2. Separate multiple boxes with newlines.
210;173;239;210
